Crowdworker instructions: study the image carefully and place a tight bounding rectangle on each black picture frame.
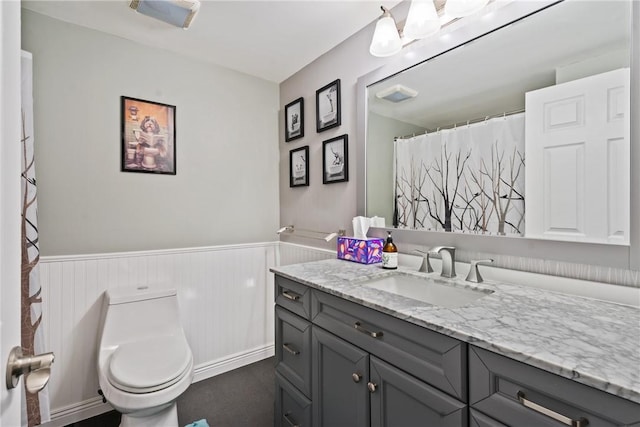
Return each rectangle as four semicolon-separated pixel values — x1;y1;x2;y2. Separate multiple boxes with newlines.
289;146;309;187
316;79;341;132
121;96;176;175
322;134;348;184
285;97;304;142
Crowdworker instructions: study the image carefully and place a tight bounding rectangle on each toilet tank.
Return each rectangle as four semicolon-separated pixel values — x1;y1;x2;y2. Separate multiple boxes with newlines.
99;286;184;349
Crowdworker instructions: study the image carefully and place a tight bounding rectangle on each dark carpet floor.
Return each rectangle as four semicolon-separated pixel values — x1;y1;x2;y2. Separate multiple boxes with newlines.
67;357;275;427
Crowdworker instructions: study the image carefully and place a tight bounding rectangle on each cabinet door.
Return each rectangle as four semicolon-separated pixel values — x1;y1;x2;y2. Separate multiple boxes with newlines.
369;356;467;427
276;306;312;397
312;326;369;427
469;346;640;427
276;372;312;427
470;409;508;427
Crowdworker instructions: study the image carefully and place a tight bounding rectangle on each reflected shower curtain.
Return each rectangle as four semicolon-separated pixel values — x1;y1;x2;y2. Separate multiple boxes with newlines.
21;51;50;427
394;113;525;235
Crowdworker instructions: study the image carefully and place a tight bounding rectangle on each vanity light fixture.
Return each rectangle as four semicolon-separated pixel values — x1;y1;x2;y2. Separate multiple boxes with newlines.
369;6;403;57
129;0;200;29
404;0;441;40
369;0;490;57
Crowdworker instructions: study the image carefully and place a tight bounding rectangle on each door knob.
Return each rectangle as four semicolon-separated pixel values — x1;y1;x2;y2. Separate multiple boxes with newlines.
352;372;362;383
6;346;54;394
367;381;377;393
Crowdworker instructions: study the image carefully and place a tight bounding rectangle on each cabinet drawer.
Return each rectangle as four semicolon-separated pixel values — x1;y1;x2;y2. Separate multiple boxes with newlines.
276;275;312;320
470;409;508;427
275;371;312;427
469;346;640;427
311;289;467;401
276;306;312;397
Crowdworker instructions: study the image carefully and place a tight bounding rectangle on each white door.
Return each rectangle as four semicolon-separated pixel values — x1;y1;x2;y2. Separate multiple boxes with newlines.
1;1;24;426
525;68;630;244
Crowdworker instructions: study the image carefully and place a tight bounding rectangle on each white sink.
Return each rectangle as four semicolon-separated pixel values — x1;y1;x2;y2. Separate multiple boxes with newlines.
362;273;493;308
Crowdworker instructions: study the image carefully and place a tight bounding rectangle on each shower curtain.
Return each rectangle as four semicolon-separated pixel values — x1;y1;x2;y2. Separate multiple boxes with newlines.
394;113;525;236
21;51;50;427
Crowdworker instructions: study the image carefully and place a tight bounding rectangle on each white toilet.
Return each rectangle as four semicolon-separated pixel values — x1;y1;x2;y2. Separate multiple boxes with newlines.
97;286;194;427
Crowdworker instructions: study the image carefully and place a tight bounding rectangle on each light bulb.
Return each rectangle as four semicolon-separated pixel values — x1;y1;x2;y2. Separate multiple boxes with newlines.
404;0;440;40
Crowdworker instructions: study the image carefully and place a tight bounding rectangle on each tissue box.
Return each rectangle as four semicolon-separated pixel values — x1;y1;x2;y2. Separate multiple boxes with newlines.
337;237;384;264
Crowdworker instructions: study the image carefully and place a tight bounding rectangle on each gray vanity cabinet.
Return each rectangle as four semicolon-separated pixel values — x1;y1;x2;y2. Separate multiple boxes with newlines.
275;306;312;397
312;326;370;427
311;323;467;427
275;371;312;427
469;346;640;427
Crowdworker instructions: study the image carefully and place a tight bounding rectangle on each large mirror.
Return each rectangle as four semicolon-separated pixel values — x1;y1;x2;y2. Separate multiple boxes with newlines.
357;0;639;270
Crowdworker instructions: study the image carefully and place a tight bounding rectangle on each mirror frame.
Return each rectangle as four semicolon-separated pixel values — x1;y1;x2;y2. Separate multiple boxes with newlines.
357;0;639;271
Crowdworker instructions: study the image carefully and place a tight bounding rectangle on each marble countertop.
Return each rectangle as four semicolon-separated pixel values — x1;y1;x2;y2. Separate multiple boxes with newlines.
270;258;640;403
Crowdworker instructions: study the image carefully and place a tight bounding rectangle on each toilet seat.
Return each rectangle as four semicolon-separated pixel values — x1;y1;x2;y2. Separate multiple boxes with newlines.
107;334;191;394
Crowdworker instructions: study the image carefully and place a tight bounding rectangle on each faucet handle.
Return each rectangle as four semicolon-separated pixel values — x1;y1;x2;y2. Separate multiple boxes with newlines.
413;249;434;273
466;259;494;283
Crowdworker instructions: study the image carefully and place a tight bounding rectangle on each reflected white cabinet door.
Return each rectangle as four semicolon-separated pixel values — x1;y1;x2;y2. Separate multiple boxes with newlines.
525;68;630;244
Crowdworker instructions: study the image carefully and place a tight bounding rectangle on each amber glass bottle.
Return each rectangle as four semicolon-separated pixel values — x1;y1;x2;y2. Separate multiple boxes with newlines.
382;231;398;269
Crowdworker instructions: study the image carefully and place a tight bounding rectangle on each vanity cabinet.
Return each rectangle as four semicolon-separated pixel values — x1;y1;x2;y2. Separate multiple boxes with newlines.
469;346;640;427
274;274;468;427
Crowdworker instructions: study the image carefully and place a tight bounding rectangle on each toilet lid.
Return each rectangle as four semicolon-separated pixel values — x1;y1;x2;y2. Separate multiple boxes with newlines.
108;334;191;393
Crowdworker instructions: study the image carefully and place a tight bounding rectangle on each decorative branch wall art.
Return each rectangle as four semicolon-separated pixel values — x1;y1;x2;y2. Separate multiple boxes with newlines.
394;113;525;235
323;134;348;184
121;96;176;175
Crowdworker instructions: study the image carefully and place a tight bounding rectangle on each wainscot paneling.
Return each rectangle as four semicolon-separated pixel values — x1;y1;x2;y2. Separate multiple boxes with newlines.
40;242;288;427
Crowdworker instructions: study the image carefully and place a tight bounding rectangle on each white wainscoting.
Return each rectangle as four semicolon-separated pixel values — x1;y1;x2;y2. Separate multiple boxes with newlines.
39;242;326;427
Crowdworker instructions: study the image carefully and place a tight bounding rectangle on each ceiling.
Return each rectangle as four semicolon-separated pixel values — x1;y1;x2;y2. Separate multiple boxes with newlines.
22;0;402;83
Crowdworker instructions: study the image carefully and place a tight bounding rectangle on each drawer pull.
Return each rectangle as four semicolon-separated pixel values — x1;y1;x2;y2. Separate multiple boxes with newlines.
283;411;300;427
354;321;383;338
517;391;589;427
282;343;300;356
282;290;301;301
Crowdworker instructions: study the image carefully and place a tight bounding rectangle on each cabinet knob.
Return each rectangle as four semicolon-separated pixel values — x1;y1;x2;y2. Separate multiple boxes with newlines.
367;382;377;393
352;373;362;383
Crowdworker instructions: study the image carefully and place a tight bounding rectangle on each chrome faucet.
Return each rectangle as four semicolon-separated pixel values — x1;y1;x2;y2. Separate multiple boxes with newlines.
465;259;494;283
429;246;456;278
413;249;434;273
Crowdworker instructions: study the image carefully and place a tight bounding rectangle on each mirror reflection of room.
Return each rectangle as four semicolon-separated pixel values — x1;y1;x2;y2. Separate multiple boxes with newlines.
366;0;631;246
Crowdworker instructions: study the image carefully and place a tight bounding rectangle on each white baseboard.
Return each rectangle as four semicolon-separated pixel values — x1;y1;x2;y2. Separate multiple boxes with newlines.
41;344;275;427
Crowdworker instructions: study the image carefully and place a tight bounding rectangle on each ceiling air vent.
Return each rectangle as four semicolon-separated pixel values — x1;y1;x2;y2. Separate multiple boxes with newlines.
375;84;418;103
130;0;200;29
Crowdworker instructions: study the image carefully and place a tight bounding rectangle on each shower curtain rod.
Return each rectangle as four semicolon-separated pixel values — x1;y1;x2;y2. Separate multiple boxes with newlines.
394;108;525;140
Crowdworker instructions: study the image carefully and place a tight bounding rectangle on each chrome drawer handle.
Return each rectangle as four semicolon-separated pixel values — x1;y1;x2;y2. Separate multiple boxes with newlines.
282;343;300;356
283;411;300;427
517;391;589;427
354;321;383;338
282;290;301;301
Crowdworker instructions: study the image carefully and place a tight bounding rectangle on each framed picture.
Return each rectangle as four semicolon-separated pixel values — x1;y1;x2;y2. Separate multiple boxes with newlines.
285;97;304;142
323;134;348;184
316;79;341;132
121;96;176;175
289;146;309;187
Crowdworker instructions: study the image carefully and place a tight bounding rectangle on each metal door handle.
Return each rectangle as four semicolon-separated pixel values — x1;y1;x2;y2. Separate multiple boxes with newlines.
282;290;301;301
517;391;588;426
6;346;54;394
283;411;300;427
282;343;300;356
352;372;362;383
367;382;377;393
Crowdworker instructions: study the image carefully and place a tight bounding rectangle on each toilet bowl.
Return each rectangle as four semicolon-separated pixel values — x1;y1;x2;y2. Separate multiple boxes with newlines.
97;286;194;427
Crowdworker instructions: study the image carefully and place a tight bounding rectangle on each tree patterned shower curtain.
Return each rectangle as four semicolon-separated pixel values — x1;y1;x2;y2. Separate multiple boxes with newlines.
21;51;50;427
394;113;526;236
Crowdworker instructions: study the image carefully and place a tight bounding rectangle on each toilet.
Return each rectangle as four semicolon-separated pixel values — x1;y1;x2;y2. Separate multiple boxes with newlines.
97;286;194;427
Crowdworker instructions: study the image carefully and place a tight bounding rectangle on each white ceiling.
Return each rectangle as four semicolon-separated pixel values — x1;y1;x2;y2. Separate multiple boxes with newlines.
22;0;402;83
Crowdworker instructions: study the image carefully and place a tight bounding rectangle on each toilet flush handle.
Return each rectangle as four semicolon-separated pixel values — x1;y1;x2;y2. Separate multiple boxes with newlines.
5;346;55;394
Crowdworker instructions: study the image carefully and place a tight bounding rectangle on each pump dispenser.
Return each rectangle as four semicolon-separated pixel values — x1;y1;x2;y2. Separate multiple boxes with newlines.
382;231;398;269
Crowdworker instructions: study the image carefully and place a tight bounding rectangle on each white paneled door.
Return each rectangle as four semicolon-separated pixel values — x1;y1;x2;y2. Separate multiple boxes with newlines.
1;1;24;426
525;68;630;244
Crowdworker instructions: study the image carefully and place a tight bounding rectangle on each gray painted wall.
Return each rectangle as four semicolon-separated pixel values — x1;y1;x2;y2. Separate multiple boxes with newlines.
22;10;279;256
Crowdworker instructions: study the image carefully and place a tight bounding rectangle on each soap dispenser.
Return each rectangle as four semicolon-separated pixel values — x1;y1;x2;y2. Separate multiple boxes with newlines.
382;231;398;270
